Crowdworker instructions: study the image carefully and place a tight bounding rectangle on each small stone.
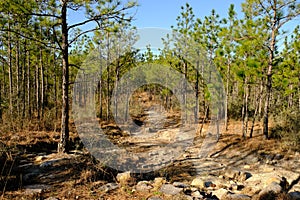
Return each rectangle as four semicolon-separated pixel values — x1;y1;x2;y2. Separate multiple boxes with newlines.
35;155;46;162
99;183;119;192
23;184;49;195
239;172;252;181
231;184;244;191
243;165;251;169
160;184;183;195
225;168;240;180
24;188;43;195
173;182;189;188
191;190;203;198
135;181;153;192
191;177;204;188
226;193;251;200
152;177;166;190
274;154;283;160
116;171;132;186
148;197;163;200
212;188;229;199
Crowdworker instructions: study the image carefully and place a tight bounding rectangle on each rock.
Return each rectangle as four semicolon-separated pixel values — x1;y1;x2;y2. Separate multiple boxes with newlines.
135;181;153;192
35;155;47;162
173;182;189;188
274;154;284;160
148;197;163;200
183;195;193;200
226;193;251;200
258;182;282;199
23;184;49;195
224;168;251;182
99;183;119;192
239;172;252;181
191;177;215;188
160;184;183;195
212;188;229;199
243;165;251;169
191;190;203;198
191;177;204;187
116;171;132;186
289;191;300;200
231;183;244;191
225;168;240;180
152;177;166;190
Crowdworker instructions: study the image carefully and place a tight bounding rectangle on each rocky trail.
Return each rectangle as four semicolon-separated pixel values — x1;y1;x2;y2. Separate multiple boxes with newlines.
0;108;300;199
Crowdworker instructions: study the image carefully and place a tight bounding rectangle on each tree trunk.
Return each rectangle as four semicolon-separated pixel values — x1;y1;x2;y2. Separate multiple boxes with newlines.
8;23;13;117
36;51;40;120
195;60;199;123
27;49;31;119
224;60;230;130
58;1;69;153
40;43;45;119
263;25;276;140
106;31;110;120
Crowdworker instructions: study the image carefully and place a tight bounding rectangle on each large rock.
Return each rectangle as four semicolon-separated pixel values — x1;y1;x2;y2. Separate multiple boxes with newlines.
244;173;285;195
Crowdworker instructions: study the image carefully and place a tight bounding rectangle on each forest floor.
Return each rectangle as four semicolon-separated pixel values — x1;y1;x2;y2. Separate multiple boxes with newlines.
0;93;299;199
0;118;299;199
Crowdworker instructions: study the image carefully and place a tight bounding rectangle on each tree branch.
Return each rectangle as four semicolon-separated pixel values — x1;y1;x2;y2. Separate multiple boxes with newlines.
0;28;59;50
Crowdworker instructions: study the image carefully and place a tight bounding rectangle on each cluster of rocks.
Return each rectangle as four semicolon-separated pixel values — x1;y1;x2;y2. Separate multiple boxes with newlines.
112;170;300;200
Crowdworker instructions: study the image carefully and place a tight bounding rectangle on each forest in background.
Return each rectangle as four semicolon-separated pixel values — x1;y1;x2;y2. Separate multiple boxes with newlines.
0;0;299;153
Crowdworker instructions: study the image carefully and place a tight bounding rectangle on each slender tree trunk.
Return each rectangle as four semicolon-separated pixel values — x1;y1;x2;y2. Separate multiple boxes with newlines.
36;54;40;119
27;49;31;118
224;60;230;130
195;63;199;123
263;25;276;140
58;1;69;153
22;42;26;125
16;40;20;117
258;78;264;119
114;60;120;120
183;60;188;124
8;23;13;117
250;87;260;138
242;77;249;139
106;31;110;120
40;45;45;119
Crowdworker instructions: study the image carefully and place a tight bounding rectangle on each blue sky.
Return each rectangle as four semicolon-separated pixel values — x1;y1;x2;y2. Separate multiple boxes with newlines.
67;0;299;45
132;0;244;29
